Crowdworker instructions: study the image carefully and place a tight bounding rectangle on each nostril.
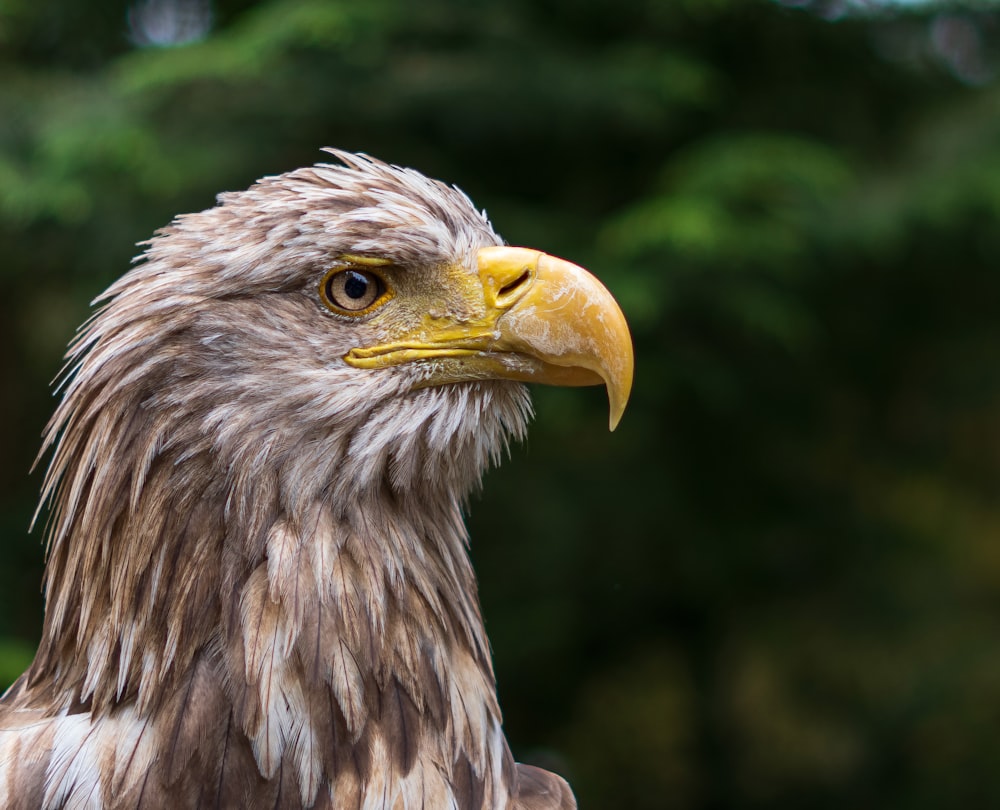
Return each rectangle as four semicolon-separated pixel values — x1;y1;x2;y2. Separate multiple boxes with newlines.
497;269;531;301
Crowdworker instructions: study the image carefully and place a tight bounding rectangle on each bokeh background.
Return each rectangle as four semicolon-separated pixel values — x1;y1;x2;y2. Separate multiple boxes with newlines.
4;0;1000;806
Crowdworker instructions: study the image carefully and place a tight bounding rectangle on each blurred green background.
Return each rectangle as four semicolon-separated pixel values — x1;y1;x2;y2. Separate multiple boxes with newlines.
4;0;1000;806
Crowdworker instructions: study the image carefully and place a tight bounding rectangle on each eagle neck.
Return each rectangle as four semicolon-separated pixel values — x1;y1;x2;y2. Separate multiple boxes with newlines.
223;486;511;805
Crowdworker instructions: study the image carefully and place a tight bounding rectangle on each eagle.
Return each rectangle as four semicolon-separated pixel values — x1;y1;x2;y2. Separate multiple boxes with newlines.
0;151;633;809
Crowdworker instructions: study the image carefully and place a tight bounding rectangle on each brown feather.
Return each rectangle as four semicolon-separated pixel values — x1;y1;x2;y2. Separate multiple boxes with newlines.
0;151;576;809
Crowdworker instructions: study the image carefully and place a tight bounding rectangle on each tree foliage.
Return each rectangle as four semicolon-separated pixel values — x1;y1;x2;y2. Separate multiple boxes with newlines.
4;0;1000;806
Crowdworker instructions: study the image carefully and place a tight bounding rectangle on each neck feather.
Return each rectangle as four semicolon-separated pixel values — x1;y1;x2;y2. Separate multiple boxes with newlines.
16;329;531;806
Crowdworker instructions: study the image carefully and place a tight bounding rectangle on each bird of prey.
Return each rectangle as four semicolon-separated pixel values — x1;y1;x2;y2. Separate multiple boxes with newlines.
0;151;633;809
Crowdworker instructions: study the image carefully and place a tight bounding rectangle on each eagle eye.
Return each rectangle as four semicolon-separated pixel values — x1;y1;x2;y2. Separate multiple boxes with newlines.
320;267;391;315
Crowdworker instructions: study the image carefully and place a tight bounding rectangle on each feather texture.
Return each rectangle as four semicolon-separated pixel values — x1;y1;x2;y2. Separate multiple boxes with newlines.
0;152;576;809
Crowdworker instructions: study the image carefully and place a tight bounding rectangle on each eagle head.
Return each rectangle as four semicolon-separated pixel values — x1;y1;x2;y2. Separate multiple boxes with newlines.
3;151;633;810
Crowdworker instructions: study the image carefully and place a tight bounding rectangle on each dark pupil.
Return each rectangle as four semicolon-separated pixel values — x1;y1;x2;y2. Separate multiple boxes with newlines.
344;271;369;300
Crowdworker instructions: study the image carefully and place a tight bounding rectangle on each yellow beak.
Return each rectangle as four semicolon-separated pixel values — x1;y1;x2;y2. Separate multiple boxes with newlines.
345;246;634;430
